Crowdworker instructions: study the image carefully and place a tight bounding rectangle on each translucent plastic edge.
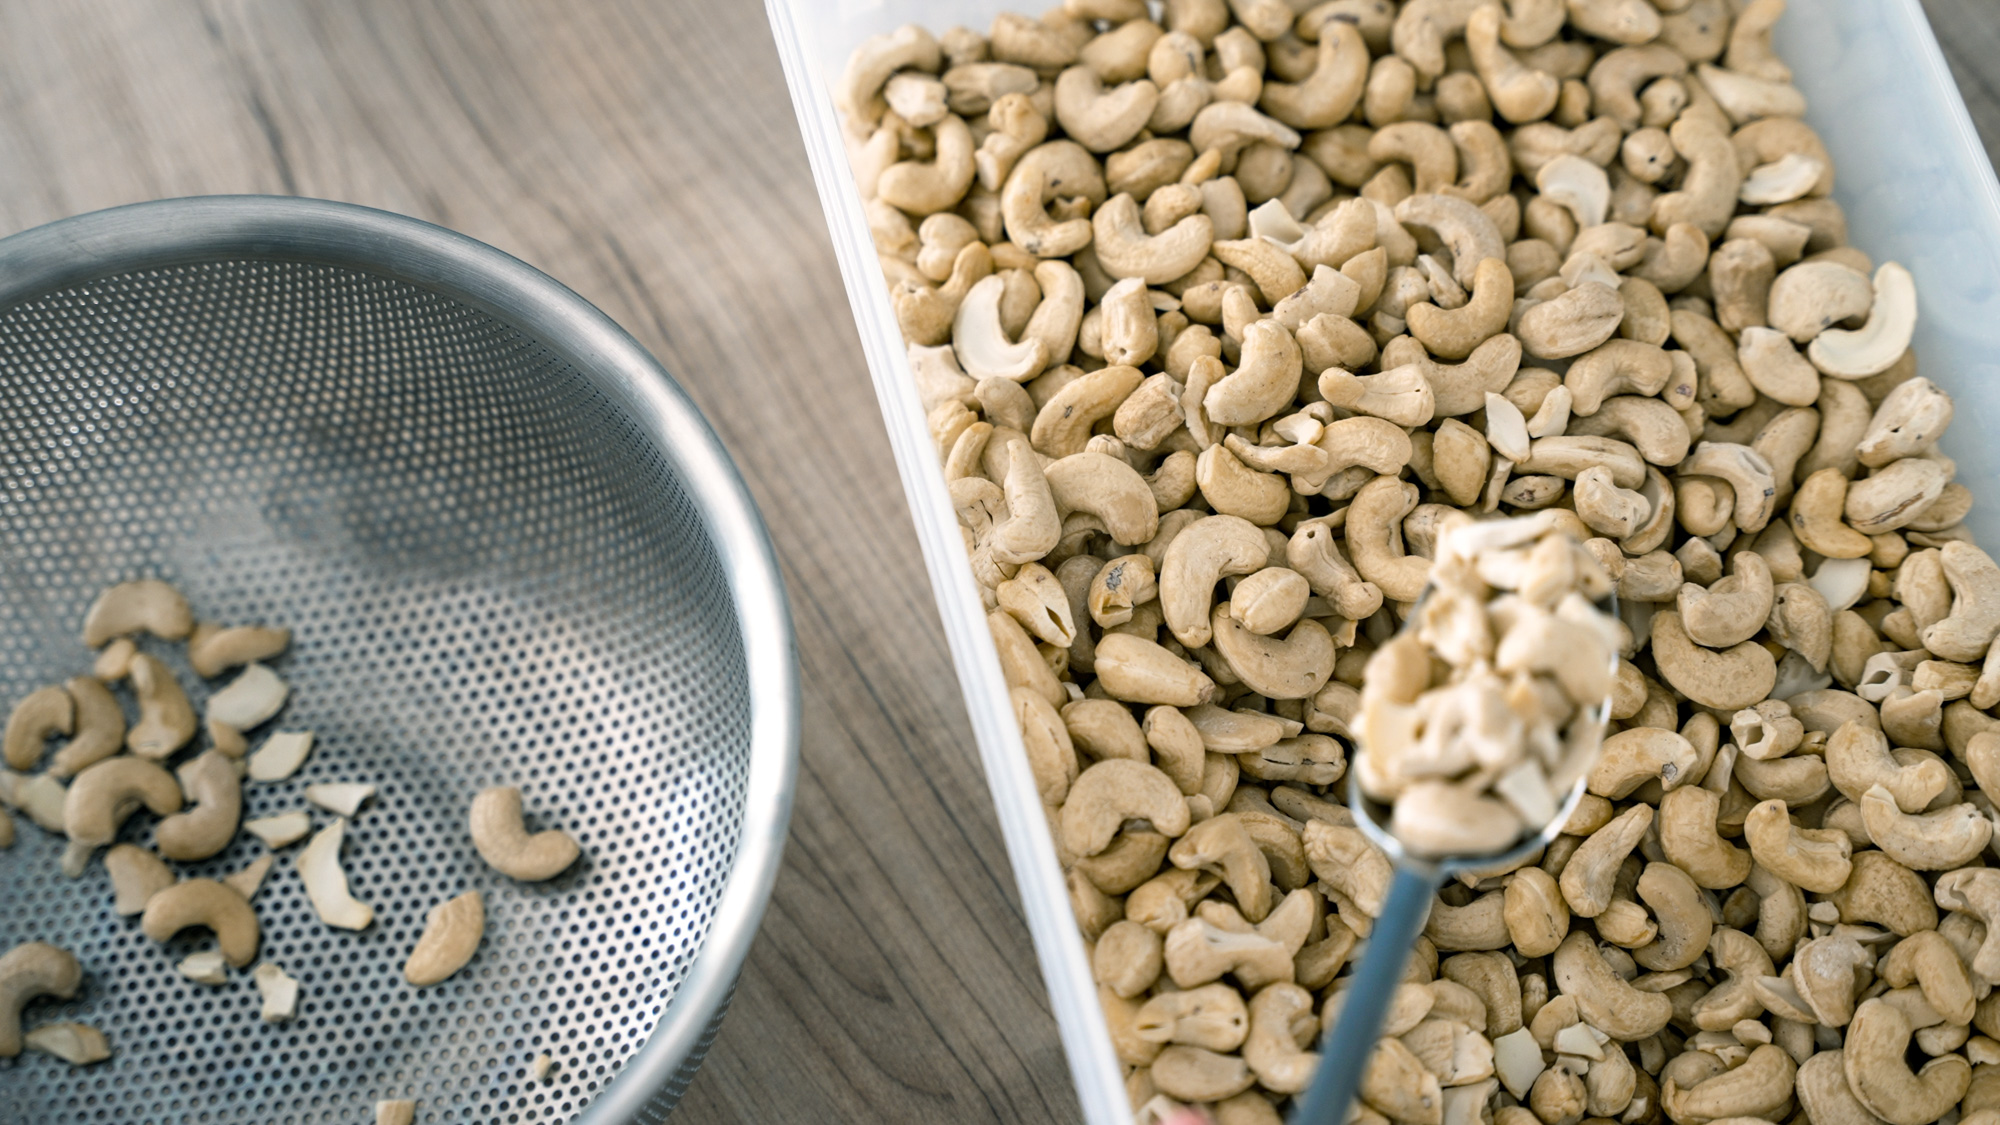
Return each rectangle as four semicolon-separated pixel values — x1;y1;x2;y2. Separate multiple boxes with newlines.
1776;0;2000;549
764;4;1129;1123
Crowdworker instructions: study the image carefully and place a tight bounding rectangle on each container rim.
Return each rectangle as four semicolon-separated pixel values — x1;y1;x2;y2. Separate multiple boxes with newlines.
0;194;802;1122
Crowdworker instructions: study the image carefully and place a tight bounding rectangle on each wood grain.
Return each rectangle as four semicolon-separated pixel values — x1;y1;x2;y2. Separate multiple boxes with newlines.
1;3;1995;1122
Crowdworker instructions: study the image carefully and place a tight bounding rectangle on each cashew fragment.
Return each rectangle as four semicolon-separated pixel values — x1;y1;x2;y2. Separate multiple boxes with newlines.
82;578;193;647
104;844;175;915
247;730;315;782
23;1022;110;1066
305;781;376;819
470;786;581;881
404;890;485;987
206;662;289;732
142;878;260;966
0;942;82;1058
255;961;300;1023
127;653;196;760
298;819;374;930
244;809;312;849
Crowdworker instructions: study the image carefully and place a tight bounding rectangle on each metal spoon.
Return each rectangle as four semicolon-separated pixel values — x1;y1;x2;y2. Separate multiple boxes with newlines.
1290;594;1617;1125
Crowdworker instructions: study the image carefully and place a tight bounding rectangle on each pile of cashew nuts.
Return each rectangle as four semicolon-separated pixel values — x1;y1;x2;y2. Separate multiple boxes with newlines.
0;580;581;1094
840;0;2000;1123
1358;512;1620;857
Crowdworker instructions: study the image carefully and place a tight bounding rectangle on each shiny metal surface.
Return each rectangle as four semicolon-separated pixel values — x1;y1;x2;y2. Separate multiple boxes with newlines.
0;197;798;1124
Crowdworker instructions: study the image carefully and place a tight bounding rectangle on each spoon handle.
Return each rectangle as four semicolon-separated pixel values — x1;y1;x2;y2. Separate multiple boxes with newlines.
1291;862;1440;1125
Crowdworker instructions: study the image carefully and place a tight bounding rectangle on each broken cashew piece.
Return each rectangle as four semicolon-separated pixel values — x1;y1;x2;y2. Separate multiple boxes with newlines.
306;781;376;817
104;844;176;915
255;962;300;1023
127;653;196;760
24;1022;110;1066
470;786;582;881
404;890;486;987
247;730;314;782
244;809;313;849
298;818;374;930
176;949;229;986
206;662;289;731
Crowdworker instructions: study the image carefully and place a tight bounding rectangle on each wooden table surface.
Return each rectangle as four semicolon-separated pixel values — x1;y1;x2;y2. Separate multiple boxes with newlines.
2;3;1992;1121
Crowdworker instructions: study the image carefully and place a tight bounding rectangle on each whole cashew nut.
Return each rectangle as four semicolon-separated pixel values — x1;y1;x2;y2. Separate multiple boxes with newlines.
470;787;582;882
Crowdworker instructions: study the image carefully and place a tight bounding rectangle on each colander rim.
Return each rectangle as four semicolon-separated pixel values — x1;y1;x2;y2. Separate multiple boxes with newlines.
0;194;801;1122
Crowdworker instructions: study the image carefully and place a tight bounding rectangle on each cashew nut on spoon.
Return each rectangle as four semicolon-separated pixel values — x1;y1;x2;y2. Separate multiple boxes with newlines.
1296;515;1619;1125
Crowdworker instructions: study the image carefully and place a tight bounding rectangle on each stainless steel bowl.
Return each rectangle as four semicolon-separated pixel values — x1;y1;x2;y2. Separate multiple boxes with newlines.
0;196;798;1123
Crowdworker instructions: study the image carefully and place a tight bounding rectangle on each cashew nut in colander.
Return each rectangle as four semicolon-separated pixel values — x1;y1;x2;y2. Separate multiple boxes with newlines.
141;879;260;967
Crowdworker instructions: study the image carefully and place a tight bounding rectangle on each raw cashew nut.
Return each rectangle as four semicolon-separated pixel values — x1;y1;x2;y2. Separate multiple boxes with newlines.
64;754;182;855
1648;609;1775;712
1742;798;1851;893
1551;931;1672;1040
155;750;242;862
0;942;82;1058
1859;784;1992;870
48;676;124;780
82;578;193;647
955;275;1051;381
1844;997;1972;1125
1243;983;1319;1093
1161;514;1270;649
1810;262;1917;379
1465;5;1558;124
404;890;485;987
1922;541;2000;662
1768;259;1872;343
1676;551;1774;649
1095;632;1216;706
1064;759;1192;857
1394;194;1504;291
1657;786;1750;890
1661;1043;1796;1124
187;623;291;679
877;114;976;216
1826;719;1950;811
3;685;72;776
1346;476;1430;603
1209;606;1336;701
1136;982;1248;1050
141;878;261;967
1054;66;1159;153
470;787;582;882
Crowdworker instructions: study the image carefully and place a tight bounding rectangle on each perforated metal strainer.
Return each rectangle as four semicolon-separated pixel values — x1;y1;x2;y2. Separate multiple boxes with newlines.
0;196;798;1124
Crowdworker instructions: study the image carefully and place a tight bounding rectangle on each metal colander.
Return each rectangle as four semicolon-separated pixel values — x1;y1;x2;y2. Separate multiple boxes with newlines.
0;197;799;1124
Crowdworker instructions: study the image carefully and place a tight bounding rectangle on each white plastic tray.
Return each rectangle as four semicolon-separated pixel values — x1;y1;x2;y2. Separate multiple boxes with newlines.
766;3;2000;1121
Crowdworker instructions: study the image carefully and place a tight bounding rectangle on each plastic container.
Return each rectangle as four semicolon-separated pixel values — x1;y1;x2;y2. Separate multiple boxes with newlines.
766;3;2000;1120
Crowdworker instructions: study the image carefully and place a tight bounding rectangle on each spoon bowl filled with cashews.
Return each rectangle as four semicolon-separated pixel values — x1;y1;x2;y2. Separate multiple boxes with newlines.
1299;513;1621;1125
778;0;2000;1121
